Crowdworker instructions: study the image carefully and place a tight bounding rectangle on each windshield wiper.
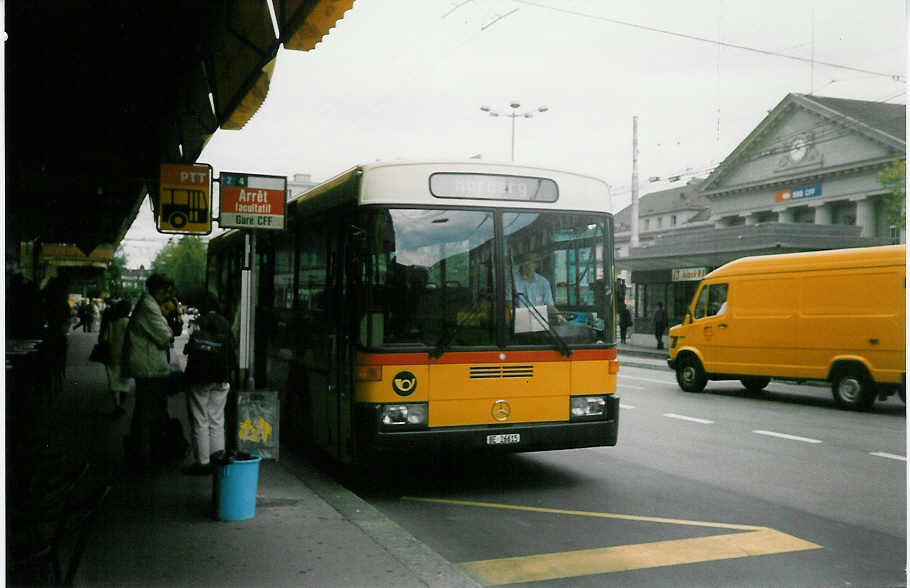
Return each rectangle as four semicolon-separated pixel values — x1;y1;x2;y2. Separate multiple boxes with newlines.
431;308;487;359
513;292;571;357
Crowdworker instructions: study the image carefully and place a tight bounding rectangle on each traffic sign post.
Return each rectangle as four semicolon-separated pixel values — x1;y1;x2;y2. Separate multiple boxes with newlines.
157;163;213;234
217;171;287;391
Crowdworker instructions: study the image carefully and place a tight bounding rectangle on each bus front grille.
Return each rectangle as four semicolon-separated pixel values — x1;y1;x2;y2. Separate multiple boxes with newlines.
470;365;534;379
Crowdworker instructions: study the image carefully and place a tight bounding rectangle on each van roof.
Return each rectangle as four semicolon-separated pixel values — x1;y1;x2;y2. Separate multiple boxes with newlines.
706;245;906;279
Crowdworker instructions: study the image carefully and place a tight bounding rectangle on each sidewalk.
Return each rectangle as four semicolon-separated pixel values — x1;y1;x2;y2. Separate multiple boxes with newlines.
616;341;672;371
44;332;479;588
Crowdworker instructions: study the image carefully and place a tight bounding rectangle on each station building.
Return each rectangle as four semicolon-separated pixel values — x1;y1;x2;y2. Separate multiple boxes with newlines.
615;93;906;346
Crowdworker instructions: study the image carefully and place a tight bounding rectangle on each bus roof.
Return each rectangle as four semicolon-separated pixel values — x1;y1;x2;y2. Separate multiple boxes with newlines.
290;160;612;213
706;244;907;279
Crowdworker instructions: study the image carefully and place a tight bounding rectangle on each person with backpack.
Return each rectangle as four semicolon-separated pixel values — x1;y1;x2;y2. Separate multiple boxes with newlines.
182;293;235;475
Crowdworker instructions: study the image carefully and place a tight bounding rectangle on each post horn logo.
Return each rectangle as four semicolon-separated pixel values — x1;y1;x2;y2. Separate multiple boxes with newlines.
392;371;417;397
491;400;511;421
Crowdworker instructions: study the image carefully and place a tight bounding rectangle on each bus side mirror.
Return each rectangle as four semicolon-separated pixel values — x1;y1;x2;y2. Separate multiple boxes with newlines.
684;312;692;325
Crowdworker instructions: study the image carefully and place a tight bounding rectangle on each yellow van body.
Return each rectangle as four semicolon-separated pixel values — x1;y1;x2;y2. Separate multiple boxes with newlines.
667;245;906;410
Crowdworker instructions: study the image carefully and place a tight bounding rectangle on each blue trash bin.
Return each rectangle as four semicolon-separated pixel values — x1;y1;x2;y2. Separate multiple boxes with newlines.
212;454;262;521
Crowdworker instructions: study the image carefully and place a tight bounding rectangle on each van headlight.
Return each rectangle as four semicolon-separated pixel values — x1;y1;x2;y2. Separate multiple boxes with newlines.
379;403;427;430
570;396;607;420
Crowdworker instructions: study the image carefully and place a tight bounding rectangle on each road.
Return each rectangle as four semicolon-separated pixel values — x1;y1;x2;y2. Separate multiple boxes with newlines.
347;365;907;587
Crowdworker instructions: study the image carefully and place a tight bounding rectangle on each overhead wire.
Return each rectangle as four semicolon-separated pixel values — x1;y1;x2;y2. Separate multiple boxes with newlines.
511;0;906;82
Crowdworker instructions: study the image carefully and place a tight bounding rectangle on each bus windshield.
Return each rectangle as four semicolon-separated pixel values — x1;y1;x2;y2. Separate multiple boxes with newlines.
356;207;613;350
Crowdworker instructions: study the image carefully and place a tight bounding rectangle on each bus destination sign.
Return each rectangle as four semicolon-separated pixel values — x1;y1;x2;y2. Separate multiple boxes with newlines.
157;163;213;235
219;172;287;230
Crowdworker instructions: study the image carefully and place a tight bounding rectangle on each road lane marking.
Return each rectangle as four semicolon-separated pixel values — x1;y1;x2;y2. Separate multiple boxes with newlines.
619;384;645;390
402;498;821;585
664;413;714;424
619;403;635;409
870;452;907;461
619;375;673;385
752;430;822;444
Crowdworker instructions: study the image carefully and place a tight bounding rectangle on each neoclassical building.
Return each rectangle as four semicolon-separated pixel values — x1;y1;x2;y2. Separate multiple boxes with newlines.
615;93;905;345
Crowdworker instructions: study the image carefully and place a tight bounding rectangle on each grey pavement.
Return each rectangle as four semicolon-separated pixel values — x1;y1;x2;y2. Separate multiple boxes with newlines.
20;330;666;587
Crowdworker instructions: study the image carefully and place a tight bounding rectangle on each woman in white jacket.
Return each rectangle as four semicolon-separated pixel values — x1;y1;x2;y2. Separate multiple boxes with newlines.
101;299;132;417
125;273;175;466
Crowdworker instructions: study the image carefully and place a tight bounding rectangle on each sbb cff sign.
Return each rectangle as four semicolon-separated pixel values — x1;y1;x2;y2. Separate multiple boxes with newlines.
158;163;213;234
219;172;287;230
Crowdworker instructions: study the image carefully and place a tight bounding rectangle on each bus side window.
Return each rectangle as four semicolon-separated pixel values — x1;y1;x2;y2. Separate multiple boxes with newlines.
693;286;707;320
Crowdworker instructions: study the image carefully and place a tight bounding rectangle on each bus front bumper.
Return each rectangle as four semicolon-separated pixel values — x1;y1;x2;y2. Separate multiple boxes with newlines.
354;395;619;456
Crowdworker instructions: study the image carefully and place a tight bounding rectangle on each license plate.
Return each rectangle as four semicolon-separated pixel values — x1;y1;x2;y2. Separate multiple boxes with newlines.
486;433;521;445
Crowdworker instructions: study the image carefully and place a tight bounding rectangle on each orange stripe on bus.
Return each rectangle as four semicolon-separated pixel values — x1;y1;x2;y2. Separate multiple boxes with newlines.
356;348;616;365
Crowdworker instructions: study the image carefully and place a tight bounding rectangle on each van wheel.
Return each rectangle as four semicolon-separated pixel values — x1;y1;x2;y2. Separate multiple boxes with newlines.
740;377;770;394
676;356;707;393
831;366;875;411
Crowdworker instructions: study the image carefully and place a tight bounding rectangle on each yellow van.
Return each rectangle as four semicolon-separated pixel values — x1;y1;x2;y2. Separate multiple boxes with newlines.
667;245;906;410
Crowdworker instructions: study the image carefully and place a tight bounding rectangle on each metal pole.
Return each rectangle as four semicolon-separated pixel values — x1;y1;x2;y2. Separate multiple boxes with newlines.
510;114;516;161
631;116;640;247
246;232;257;391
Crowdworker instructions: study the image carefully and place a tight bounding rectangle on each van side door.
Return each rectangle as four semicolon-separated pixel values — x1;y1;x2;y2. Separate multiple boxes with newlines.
688;282;730;374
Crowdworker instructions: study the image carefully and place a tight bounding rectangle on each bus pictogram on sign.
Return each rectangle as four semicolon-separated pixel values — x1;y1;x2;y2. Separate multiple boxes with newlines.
158;163;213;234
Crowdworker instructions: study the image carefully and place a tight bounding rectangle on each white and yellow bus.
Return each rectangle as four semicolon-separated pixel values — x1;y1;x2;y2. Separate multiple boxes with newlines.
208;160;620;463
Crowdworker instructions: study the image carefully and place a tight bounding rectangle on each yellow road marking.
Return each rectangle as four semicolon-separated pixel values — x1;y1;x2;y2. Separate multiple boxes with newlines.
402;497;822;585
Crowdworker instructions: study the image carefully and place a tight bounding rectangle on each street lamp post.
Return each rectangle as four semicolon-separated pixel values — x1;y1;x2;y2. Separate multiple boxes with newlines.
480;100;549;161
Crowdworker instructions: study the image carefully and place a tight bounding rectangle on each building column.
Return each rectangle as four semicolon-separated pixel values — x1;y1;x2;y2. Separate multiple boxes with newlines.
811;202;832;225
711;216;732;229
742;212;759;225
773;207;794;223
851;196;876;238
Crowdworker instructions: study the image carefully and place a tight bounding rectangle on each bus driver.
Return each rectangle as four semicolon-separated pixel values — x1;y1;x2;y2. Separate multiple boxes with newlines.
506;251;567;325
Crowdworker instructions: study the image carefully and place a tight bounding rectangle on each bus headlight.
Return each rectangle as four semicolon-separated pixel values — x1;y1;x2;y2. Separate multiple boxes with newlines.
570;396;606;420
379;403;427;430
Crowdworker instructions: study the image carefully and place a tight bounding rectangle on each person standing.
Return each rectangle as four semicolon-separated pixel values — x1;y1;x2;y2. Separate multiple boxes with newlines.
101;299;132;418
619;304;632;344
182;294;235;475
124;273;175;468
652;302;668;350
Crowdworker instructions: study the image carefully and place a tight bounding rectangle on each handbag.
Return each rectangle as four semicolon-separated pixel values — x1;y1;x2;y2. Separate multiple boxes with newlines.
89;341;109;363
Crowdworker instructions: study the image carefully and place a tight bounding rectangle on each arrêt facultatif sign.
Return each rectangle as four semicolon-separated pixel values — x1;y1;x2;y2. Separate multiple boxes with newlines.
218;172;287;230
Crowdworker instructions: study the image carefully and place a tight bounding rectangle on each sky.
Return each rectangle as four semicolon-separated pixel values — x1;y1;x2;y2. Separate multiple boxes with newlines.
120;0;907;268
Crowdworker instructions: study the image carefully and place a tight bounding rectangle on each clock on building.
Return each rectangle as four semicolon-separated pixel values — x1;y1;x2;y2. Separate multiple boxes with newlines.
789;136;809;162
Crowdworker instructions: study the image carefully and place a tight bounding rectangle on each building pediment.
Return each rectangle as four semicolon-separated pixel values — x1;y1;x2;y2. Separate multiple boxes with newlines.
701;93;906;198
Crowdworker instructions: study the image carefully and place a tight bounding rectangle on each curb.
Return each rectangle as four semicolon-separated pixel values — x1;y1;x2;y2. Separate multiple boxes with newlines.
279;451;482;588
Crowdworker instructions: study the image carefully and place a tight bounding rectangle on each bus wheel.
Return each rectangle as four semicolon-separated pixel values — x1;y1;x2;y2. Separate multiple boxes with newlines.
740;377;770;394
169;212;187;228
899;387;905;404
676;355;707;393
832;366;875;411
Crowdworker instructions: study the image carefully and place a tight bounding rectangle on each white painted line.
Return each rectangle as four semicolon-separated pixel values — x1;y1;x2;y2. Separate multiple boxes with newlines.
753;430;822;444
619;403;636;409
619;384;645;390
870;452;907;462
663;413;714;424
620;375;674;385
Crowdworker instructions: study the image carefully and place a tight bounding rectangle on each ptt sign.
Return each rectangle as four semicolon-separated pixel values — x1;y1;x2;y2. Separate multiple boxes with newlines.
158;163;213;234
218;172;287;230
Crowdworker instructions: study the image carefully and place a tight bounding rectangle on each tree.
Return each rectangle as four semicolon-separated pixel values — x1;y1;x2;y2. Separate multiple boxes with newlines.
103;250;132;299
151;236;208;305
876;158;906;230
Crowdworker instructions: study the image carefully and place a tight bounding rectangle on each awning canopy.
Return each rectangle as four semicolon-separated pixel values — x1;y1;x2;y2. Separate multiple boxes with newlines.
618;223;892;273
5;0;354;258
